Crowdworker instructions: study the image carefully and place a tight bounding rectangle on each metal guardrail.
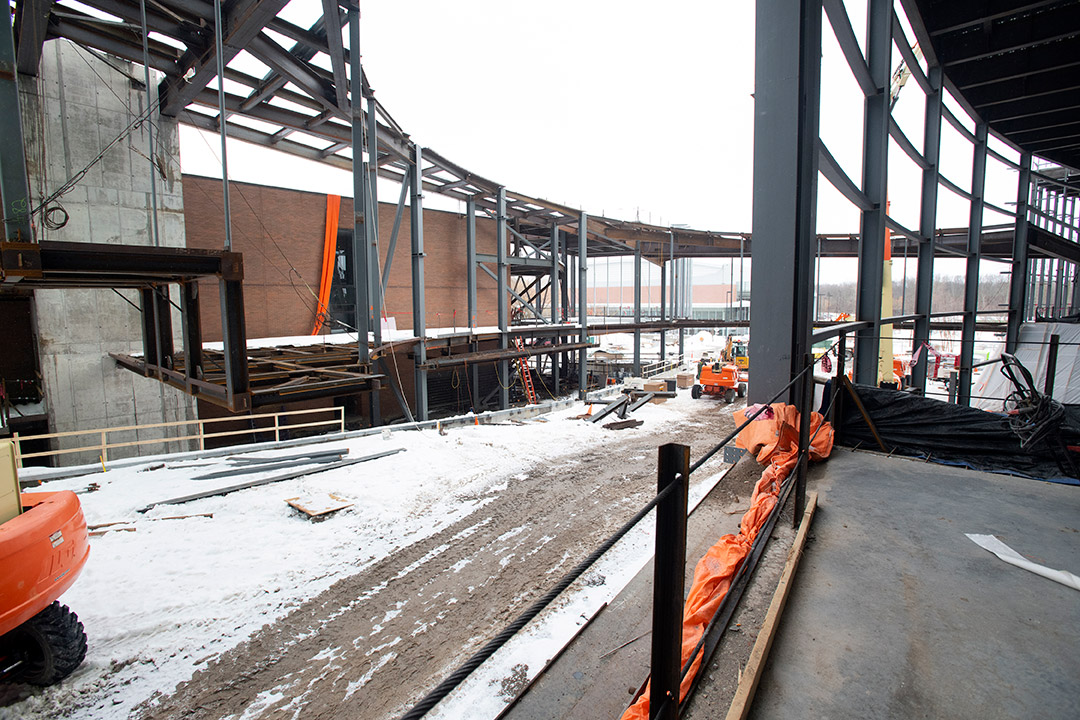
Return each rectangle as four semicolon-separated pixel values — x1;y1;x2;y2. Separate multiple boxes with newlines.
642;354;686;378
11;406;345;467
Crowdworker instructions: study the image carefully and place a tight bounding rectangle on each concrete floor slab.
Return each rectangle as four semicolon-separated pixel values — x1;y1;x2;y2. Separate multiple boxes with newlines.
749;450;1080;720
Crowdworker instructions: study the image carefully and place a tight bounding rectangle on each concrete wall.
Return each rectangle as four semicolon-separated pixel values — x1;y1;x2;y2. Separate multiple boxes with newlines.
20;40;195;464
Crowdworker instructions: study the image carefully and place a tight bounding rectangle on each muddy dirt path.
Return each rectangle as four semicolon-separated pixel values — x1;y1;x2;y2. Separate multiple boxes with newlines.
137;398;742;720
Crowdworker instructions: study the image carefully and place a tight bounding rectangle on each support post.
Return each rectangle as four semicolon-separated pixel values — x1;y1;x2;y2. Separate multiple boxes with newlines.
911;66;943;392
1045;333;1060;398
497;188;510;410
959;123;988;406
794;353;813;525
213;0;232;251
467;199;477;328
551;224;561;393
634;245;642;376
650;442;690;720
181;281;203;392
578;212;588;399
749;0;822;403
219;277;250;412
659;261;667;363
854;0;891;386
348;3;370;373
411;147;428;421
1006;153;1033;353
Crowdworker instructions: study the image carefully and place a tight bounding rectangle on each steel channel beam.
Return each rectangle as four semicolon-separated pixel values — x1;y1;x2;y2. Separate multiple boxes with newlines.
411;145;428;421
1006;153;1033;352
181;280;203;394
219;277;251;412
0;6;33;248
749;0;822;404
911;66;943;392
959;123;988;406
854;0;891;386
550;223;561;386
497;188;509;410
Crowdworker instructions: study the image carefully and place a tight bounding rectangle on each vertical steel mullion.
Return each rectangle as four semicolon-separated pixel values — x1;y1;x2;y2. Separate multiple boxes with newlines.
366;97;382;366
911;65;943;391
550;224;561;392
854;0;891;386
578;212;588;399
497;188;509;409
348;4;370;369
466;200;477;327
411;146;427;421
1007;153;1032;351
958;122;988;406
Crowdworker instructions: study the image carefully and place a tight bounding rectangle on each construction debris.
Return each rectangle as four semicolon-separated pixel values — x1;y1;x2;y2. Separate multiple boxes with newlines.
603;419;644;431
286;493;354;520
193;452;345;480
589;396;630;424
138;448;404;513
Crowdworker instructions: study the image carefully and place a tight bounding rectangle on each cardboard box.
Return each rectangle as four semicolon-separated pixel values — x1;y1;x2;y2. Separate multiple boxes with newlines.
643;380;666;393
676;372;695;389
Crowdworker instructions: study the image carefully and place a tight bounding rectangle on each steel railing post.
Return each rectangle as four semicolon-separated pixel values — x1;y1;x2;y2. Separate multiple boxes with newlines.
795;353;813;526
650;442;690;720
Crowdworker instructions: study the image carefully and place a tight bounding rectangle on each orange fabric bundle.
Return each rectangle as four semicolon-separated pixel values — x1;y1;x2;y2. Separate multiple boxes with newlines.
620;404;832;719
312;194;341;335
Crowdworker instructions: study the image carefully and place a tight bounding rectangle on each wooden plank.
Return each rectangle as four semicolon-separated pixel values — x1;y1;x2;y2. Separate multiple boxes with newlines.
285;492;353;518
724;491;819;720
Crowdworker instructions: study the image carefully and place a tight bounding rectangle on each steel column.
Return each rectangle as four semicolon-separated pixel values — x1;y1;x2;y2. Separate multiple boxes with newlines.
634;246;642;375
854;0;891;385
466;199;477;327
1006;153;1033;352
551;224;561;392
911;65;943;392
213;0;232;251
0;7;32;246
348;4;370;370
578;212;588;399
959;123;988;406
659;261;667;362
749;0;822;403
180;281;203;391
411;147;428;421
219;277;250;412
497;188;510;410
367;95;382;357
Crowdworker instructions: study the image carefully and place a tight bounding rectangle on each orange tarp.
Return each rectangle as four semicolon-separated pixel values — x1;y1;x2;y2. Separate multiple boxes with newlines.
312;194;341;334
620;403;832;719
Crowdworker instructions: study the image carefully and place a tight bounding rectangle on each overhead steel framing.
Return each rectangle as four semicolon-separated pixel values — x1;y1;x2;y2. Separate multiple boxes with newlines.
753;0;1080;407
5;0;1079;422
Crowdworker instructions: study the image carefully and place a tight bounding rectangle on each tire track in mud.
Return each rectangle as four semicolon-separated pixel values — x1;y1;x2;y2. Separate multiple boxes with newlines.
138;401;740;720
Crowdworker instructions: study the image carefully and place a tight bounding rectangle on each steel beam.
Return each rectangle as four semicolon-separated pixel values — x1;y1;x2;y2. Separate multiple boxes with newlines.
180;281;203;394
13;0;52;76
911;66;943;392
854;0;891;386
497;188;509;410
1006;153;1033;352
367;95;382;358
411;146;428;421
749;0;822;403
159;0;289;117
219;277;251;412
0;7;33;249
579;213;588;399
467;199;477;327
959;123;988;406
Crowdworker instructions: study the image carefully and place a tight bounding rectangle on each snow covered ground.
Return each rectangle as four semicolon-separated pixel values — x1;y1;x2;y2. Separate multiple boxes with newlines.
6;392;727;720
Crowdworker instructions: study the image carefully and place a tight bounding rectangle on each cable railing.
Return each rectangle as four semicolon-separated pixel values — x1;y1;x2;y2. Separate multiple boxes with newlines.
398;338;838;720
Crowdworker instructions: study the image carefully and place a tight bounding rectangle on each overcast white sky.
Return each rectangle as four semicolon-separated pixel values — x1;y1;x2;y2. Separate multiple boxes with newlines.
178;1;1028;291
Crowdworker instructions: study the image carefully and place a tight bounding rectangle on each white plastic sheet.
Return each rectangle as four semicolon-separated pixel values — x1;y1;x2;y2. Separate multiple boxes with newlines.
966;533;1080;592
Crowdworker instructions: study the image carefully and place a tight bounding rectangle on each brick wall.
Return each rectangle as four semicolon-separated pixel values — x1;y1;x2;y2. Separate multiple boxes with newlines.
183;175;502;340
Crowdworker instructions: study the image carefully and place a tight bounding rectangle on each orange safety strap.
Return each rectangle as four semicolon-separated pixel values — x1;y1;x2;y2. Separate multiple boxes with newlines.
312;194;341;334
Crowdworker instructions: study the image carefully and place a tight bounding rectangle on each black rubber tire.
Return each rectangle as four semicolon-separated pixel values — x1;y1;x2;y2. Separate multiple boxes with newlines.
724;388;736;404
737;383;747;398
0;602;87;686
691;384;702;399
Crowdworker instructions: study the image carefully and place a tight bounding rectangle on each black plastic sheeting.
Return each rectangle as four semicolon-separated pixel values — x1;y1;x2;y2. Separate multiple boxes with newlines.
830;383;1080;484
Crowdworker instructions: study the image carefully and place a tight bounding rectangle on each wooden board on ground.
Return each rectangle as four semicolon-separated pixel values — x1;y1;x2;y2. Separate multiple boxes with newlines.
286;492;354;519
603;419;644;430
